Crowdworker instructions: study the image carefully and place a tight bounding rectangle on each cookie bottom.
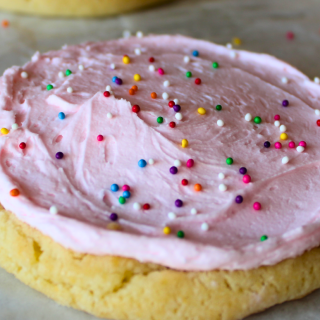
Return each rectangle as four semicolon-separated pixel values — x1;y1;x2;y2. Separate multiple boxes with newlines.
0;0;169;17
0;208;319;320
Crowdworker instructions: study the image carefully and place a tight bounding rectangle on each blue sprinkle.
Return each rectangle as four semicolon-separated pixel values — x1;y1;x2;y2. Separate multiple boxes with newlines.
138;159;147;168
58;112;65;120
123;191;131;198
112;76;118;83
192;50;199;57
111;184;119;192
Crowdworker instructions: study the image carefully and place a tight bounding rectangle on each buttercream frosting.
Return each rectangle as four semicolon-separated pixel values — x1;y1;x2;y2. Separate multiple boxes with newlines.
0;35;320;271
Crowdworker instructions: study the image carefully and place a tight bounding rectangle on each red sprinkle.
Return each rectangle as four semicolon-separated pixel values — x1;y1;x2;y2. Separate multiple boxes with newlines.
168;101;175;108
274;115;280;121
317;119;320;126
286;31;295;40
169;121;176;128
143;203;150;210
195;78;201;85
19;142;26;149
97;135;103;141
132;105;140;113
104;91;111;97
149;57;155;63
181;179;188;186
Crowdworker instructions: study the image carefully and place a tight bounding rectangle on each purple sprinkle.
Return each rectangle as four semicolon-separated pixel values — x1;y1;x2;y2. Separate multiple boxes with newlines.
170;166;178;174
235;195;243;204
115;78;123;85
264;141;271;148
239;167;247;175
173;105;181;112
110;213;118;221
282;99;289;107
175;199;183;207
55;152;64;159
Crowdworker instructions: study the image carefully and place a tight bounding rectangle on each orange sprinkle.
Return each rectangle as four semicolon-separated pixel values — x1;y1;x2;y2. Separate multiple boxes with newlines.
129;89;135;95
2;20;9;28
107;222;122;231
151;92;157;99
10;188;20;197
132;85;138;91
194;184;202;192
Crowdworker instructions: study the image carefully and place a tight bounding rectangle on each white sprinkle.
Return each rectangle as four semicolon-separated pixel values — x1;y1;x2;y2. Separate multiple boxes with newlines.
134;48;141;55
190;208;197;215
245;113;252;121
230;51;237;59
281;77;288;84
123;30;131;38
282;156;289;164
162;92;169;100
49;205;58;215
175;113;183;121
21;71;28;79
219;184;227;192
149;65;155;72
174;160;181;167
78;64;84;71
226;43;233;49
133;202;141;210
58;71;64;78
106;85;112;91
136;31;144;38
315;109;320;116
274;120;281;127
280;125;287;132
163;80;170;87
12;123;18;130
107;112;113;119
168;212;176;220
314;77;320;84
183;56;190;63
218;173;225;180
296;146;305;153
201;222;209;231
217;119;224;127
148;159;154;165
110;63;116;70
67;87;73;93
173;98;179;104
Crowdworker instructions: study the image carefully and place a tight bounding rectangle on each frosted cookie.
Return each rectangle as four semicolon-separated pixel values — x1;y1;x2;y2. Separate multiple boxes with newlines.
0;35;320;320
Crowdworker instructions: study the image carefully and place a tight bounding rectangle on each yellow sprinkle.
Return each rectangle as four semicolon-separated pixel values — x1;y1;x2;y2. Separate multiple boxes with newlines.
181;139;188;148
122;56;130;64
197;107;206;115
1;128;9;135
163;226;171;235
134;74;141;81
232;37;242;46
280;133;288;140
107;222;122;231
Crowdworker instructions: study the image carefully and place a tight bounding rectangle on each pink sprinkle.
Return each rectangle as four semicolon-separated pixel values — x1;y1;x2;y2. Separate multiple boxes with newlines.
286;31;295;40
274;115;280;121
253;202;261;210
158;68;165;75
288;141;296;148
122;185;130;191
97;135;103;141
275;142;282;149
186;159;194;168
243;175;251;184
299;141;307;148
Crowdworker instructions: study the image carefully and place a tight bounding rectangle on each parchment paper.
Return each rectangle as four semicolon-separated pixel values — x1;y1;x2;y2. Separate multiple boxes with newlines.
1;0;320;318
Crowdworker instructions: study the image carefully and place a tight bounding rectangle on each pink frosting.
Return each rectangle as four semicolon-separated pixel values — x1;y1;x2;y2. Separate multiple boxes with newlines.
0;35;320;271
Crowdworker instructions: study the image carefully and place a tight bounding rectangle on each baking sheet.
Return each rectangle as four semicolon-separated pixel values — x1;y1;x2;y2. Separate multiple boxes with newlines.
1;0;320;318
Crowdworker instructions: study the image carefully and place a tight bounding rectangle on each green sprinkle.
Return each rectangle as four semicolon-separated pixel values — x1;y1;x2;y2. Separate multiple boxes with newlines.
46;84;53;91
226;157;233;165
65;69;72;76
119;196;126;205
212;62;219;69
177;230;185;238
157;116;164;124
186;71;192;78
260;235;268;242
254;116;262;124
216;104;222;111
